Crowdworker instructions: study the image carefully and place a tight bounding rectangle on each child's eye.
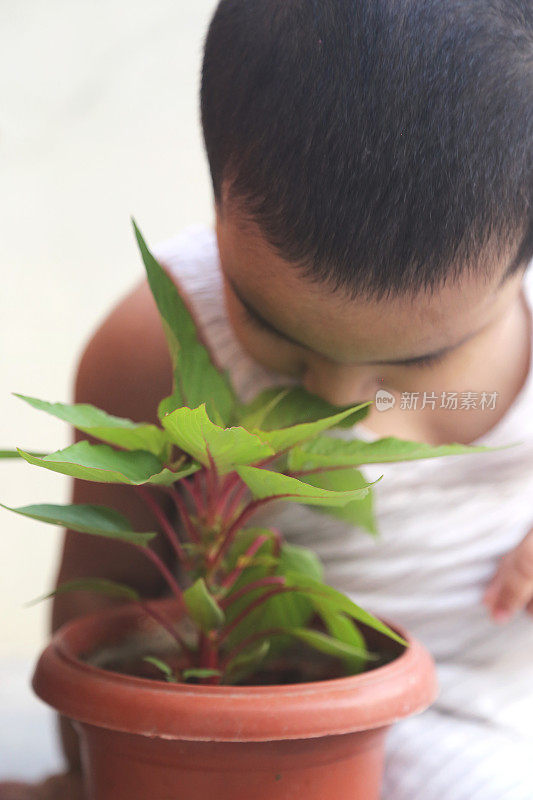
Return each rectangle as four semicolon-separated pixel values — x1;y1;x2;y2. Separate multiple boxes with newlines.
238;297;318;356
242;304;286;341
402;351;447;370
243;308;270;333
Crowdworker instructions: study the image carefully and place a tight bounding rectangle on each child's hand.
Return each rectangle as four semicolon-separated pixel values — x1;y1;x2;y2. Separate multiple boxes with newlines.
483;529;533;623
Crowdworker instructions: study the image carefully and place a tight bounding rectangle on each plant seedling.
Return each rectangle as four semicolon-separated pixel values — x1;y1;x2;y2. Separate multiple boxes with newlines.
1;220;491;684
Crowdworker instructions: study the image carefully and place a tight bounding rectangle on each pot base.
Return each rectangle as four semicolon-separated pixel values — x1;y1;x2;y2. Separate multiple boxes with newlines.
78;723;386;800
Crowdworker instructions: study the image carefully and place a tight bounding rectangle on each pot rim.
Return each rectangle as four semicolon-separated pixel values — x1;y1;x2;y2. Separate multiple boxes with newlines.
33;599;438;742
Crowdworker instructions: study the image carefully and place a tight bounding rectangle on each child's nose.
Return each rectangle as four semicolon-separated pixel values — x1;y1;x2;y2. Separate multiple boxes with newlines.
302;363;376;406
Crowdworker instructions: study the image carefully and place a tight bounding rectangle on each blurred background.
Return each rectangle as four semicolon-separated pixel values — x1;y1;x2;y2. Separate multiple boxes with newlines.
1;0;218;779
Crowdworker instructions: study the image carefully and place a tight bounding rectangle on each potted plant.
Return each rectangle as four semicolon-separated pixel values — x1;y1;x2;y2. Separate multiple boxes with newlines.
1;221;487;800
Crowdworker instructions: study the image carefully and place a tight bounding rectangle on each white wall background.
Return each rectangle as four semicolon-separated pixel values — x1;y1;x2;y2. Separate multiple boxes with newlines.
1;0;219;659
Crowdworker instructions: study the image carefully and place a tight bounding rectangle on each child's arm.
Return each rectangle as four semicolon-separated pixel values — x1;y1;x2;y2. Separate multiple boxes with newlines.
51;278;176;770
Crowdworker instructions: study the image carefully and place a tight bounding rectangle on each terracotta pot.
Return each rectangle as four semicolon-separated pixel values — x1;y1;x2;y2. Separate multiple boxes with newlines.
33;600;437;800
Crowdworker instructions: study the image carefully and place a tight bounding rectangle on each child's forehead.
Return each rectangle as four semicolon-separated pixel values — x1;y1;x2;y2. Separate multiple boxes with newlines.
216;209;518;364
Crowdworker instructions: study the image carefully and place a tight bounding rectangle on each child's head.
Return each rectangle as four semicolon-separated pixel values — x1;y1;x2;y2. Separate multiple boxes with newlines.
200;0;532;404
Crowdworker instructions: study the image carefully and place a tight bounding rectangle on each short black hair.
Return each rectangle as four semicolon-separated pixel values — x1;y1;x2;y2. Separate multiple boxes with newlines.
201;0;532;298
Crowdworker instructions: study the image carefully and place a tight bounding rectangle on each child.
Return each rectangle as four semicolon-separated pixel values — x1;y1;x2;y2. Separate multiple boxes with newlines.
7;1;532;798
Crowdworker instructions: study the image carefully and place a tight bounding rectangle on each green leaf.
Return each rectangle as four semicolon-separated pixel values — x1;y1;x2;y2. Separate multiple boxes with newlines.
253;403;371;454
183;578;225;632
224;640;271;684
14;395;170;460
302;469;378;536
161;405;274;474
236;466;375;506
238;387;370;431
143;462;201;486
258;543;324;628
237;389;291;429
224;527;275;563
0;450;47;459
283;627;372;662
28;578;140;605
0;503;156;546
276;542;323;583
182;667;222;681
132;219;236;424
317;604;366;650
223;542;324;655
16;441;196;485
221;529;280;637
248;544;323;648
143;656;177;682
283;572;407;647
289;435;495;470
311;600;369;673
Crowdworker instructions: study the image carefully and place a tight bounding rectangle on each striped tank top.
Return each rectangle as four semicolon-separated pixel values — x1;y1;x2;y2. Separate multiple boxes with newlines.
154;225;533;800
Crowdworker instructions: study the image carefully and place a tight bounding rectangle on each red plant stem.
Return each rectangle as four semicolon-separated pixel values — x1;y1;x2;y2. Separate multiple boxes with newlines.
269;528;283;558
218;586;300;643
138;600;193;660
192;471;207;515
213;499;269;562
206;451;218;495
135;486;189;565
168;486;202;546
210;496;284;568
212;476;241;518
219;576;286;610
136;544;185;611
255;453;284;468
219;482;250;525
199;632;209;663
198;632;221;684
180;476;203;513
218;534;271;590
205;453;220;525
220;627;286;669
219;472;241;496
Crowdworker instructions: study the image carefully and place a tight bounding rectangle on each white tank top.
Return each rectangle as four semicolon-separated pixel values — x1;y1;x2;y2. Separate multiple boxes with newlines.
154;225;533;738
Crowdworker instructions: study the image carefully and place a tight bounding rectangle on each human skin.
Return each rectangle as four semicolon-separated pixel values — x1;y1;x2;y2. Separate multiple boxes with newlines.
214;201;533;627
15;202;529;791
216;200;531;446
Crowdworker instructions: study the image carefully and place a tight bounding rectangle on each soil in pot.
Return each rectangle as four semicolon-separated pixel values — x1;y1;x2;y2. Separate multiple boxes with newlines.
83;612;402;686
